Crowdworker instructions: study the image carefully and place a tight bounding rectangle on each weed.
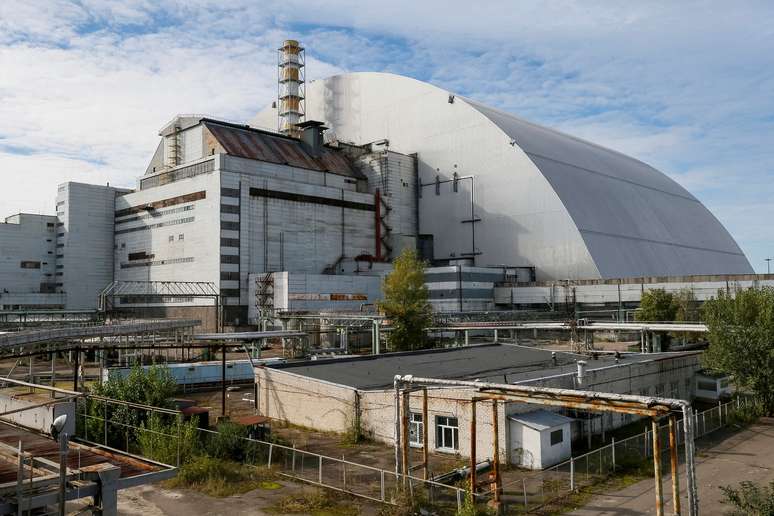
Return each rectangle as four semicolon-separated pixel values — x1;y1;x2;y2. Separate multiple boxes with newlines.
268;489;360;516
165;456;278;497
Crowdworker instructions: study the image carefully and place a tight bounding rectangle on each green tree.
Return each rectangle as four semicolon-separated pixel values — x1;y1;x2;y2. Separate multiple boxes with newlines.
703;287;774;415
84;365;177;449
378;248;432;351
674;288;701;343
636;289;678;322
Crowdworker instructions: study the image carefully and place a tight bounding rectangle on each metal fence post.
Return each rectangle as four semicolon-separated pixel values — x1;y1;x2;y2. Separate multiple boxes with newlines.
457;489;463;511
176;416;181;467
318;455;323;484
292;445;296;472
570;457;575;491
523;478;528;507
611;438;616;471
380;470;385;501
342;456;346;490
104;399;108;446
268;443;274;468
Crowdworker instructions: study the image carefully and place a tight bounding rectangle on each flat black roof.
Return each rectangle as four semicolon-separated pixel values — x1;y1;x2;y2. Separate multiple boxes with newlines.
268;344;699;390
270;344;578;390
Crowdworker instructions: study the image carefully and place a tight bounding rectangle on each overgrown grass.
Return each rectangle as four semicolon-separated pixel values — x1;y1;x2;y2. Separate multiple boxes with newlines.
529;457;652;516
268;489;360;516
165;456;280;497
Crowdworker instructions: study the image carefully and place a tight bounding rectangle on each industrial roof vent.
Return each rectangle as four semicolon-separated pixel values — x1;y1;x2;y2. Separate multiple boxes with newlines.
297;120;328;158
278;39;305;138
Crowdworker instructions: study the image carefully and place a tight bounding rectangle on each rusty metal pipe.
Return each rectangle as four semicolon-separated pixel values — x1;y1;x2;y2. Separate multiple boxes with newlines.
652;418;664;516
669;415;681;515
395;375;699;516
470;398;477;496
422;388;429;481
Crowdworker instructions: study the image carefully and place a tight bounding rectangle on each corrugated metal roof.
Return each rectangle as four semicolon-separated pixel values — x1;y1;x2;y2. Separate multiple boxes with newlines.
508;410;573;431
203;120;361;178
467;100;753;278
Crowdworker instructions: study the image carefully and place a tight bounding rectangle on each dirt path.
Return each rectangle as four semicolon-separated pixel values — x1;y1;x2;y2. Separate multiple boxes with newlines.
570;417;774;515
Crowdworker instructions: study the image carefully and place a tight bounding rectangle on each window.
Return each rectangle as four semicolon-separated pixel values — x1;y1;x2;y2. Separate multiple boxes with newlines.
409;413;423;447
168;235;174;242
435;416;458;451
550;429;563;446
178;234;184;241
20;261;41;269
697;380;717;392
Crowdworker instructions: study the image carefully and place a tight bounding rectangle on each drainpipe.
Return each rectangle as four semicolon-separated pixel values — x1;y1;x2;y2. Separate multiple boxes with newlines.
393;375;401;479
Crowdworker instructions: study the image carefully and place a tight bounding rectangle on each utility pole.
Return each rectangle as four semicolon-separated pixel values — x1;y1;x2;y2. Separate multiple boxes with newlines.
766;258;772;275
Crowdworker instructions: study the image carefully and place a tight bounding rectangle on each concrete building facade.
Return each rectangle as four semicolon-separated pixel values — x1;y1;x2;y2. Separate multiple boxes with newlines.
0;214;61;309
254;344;701;468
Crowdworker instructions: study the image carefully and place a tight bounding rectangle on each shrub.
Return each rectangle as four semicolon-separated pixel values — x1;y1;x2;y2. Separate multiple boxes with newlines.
720;480;774;515
206;421;263;463
167;456;277;497
138;414;200;466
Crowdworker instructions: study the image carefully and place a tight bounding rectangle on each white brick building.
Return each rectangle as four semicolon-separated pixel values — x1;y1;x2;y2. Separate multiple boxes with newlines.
255;344;701;468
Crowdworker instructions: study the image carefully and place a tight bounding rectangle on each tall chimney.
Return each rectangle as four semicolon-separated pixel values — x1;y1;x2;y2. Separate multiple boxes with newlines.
278;39;305;138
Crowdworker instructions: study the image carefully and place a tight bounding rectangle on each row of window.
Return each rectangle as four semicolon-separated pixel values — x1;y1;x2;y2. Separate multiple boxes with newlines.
139;160;214;190
119;257;195;269
409;415;566;452
115;216;194;235
409;414;460;452
115;204;194;224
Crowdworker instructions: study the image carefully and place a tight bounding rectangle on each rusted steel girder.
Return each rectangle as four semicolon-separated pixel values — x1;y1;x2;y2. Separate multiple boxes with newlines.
652;418;664;516
395;375;699;516
474;390;669;417
669;415;682;515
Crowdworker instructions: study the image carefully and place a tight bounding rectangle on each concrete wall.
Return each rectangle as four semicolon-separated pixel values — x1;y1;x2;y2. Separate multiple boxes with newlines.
248;272;383;321
57;182;129;310
508;421;572;469
361;387;508;463
513;353;701;437
425;266;504;312
255;367;358;433
0;214;59;307
496;275;774;307
114;167;220;311
258;353;700;467
0;395;75;436
353;146;418;258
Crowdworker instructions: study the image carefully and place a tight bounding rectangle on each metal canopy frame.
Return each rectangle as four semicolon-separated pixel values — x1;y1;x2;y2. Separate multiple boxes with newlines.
393;375;698;516
98;281;222;332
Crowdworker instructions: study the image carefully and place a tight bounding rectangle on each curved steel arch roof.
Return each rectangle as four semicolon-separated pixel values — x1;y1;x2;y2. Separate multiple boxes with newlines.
467;101;752;277
252;72;752;279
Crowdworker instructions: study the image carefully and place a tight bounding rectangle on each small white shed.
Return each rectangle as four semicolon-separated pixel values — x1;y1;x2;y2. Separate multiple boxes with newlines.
508;410;573;470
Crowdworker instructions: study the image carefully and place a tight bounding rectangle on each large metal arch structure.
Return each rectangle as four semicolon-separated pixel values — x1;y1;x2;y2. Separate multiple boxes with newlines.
252;72;752;280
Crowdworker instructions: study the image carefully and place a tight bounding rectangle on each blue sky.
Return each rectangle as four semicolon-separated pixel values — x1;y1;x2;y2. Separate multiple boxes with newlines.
1;1;773;271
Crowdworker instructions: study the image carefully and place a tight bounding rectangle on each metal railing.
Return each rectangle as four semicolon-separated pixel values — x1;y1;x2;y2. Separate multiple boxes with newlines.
72;395;467;510
498;397;754;511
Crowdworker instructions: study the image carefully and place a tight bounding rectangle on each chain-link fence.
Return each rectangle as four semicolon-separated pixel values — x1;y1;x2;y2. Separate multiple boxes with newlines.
498;397;756;512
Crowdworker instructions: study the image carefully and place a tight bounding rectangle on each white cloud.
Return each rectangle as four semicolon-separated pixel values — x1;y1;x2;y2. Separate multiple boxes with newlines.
1;0;773;270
